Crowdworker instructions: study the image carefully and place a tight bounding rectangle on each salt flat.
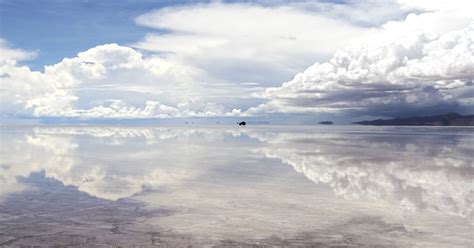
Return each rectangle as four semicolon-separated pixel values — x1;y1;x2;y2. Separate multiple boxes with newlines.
0;126;472;247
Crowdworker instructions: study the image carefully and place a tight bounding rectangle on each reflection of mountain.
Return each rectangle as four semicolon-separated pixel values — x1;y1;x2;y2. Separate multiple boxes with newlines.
253;129;474;220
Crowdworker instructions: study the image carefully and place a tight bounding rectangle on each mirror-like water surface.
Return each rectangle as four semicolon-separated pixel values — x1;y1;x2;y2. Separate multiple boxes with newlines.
0;126;473;247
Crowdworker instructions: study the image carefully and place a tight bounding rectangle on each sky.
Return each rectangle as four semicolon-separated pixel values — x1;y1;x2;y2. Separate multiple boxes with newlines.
0;0;473;124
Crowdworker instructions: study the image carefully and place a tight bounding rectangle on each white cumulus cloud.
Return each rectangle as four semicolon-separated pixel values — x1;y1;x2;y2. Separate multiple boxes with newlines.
0;39;37;66
249;20;474;117
1;43;244;119
1;0;473;120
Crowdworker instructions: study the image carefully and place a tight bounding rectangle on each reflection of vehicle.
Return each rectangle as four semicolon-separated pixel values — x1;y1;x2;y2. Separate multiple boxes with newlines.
238;121;246;126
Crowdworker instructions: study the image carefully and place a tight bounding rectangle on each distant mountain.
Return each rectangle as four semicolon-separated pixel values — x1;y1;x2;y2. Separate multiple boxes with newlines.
354;113;474;126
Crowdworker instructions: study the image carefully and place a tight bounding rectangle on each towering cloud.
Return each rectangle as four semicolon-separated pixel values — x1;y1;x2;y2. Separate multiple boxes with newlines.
247;1;474;118
251;24;474;117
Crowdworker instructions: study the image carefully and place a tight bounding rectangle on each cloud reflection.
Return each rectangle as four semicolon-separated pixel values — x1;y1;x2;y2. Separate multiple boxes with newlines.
0;127;249;200
251;128;474;219
0;126;472;221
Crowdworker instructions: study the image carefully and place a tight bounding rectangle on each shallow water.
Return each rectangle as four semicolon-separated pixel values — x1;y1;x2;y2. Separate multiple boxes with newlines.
0;125;473;247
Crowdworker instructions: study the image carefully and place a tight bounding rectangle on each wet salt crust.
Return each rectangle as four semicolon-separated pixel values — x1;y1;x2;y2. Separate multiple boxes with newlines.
0;125;472;247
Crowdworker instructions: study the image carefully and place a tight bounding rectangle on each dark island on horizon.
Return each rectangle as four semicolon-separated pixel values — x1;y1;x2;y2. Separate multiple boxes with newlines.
354;113;474;126
318;121;333;125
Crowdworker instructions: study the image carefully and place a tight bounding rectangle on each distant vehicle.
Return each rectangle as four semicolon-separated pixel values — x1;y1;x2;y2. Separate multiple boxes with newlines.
238;121;246;126
318;121;333;125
